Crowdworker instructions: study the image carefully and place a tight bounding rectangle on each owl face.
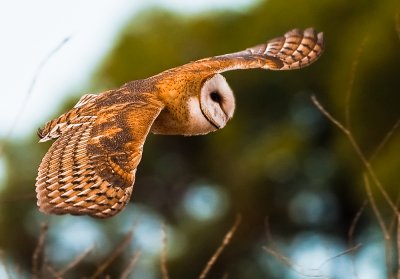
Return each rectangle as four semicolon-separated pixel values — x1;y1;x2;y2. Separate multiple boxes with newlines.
199;74;235;130
185;74;235;135
152;73;235;136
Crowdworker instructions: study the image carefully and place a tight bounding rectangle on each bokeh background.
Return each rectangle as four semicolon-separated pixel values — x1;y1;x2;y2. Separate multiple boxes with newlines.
0;0;399;278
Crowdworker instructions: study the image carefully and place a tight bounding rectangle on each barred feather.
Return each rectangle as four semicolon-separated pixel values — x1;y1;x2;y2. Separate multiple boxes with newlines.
36;120;133;218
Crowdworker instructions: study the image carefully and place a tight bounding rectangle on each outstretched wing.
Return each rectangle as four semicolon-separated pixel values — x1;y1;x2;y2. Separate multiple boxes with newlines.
36;91;164;218
162;28;323;77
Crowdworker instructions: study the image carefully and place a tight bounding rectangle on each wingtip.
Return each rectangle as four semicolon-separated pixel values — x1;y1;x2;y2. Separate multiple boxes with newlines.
266;27;325;70
37;127;44;139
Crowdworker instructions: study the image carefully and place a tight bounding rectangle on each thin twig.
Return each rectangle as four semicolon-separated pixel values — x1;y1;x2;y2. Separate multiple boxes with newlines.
264;217;279;251
370;119;400;161
0;37;70;158
262;246;305;276
264;218;324;279
364;174;394;279
311;96;398;215
264;217;315;276
389;195;400;235
160;223;169;279
318;243;362;270
56;247;93;277
364;174;389;238
46;264;61;279
264;243;362;279
348;200;367;279
7;37;70;140
89;231;133;279
199;215;242;279
344;36;368;128
32;223;49;279
311;96;349;133
119;251;142;279
348;200;368;245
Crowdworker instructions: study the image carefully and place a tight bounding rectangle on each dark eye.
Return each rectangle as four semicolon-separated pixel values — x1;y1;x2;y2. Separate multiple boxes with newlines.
210;91;221;103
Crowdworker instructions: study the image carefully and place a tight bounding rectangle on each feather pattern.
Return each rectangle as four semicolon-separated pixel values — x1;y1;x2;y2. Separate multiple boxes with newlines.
36;88;164;218
158;28;324;76
37;94;98;142
35;28;324;218
36;119;131;218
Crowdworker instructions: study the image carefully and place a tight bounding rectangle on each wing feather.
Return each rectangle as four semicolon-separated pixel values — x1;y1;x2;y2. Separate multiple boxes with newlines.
213;27;324;71
38;93;98;142
160;28;324;77
36;91;164;218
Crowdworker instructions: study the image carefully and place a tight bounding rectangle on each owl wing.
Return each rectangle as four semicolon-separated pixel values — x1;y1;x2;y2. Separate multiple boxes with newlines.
36;91;164;218
165;28;323;76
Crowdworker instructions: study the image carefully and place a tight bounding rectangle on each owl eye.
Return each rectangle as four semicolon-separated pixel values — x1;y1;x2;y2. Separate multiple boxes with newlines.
210;91;222;103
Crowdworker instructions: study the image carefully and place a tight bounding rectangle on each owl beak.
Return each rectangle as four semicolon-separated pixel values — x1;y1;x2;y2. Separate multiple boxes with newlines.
201;108;221;130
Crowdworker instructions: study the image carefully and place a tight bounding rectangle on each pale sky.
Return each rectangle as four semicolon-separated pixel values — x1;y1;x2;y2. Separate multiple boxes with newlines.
0;0;257;139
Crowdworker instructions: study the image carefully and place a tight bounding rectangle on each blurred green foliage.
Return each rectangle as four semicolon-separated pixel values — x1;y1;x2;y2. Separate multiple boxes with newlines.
1;0;399;278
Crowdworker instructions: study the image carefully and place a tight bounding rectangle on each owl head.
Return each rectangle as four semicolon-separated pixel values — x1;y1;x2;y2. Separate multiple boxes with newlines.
152;73;235;136
197;73;235;132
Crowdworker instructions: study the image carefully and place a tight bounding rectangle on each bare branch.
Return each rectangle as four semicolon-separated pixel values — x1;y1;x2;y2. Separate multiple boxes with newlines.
344;36;368;128
318;243;362;270
56;246;93;277
265;215;361;278
0;36;70;158
370;119;400;161
7;37;70;139
348;200;367;279
32;223;48;279
311;96;350;134
89;231;133;279
348;200;368;245
264;243;362;279
263;217;305;276
160;223;169;279
264;217;315;277
264;219;324;279
364;174;394;279
46;264;61;279
264;217;279;251
364;174;389;238
389;195;400;234
119;251;142;279
262;246;305;276
311;96;398;215
199;214;242;279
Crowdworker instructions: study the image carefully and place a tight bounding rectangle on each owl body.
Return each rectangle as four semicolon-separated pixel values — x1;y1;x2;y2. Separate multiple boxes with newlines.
36;28;324;218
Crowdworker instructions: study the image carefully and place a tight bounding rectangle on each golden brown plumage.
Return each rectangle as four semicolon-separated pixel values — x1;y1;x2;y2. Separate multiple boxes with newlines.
36;28;324;218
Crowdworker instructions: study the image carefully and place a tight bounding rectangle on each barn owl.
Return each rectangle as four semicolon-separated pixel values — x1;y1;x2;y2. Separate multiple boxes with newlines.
36;28;324;218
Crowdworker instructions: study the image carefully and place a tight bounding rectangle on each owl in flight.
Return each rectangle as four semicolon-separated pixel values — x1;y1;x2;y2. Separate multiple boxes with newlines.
36;28;324;218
